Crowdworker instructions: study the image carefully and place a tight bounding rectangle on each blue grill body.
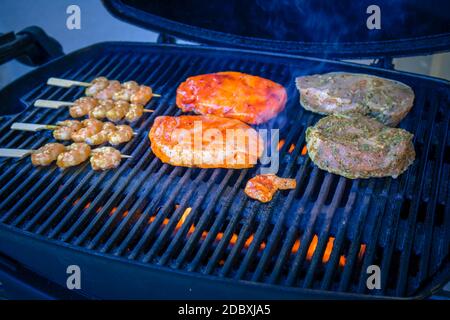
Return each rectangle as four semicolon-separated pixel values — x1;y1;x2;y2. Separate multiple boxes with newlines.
0;43;448;299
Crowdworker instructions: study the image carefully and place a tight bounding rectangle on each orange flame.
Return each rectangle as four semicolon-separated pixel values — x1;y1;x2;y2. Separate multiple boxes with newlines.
301;145;307;156
291;235;346;267
277;139;285;151
288;144;295;153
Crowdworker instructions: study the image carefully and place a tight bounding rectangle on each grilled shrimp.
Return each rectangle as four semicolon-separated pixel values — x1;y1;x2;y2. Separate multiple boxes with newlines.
106;100;129;122
125;104;144;122
90;147;122;170
69;97;99;118
53;120;82;140
95;80;122;100
56;143;91;168
71;119;103;142
89;99;115;119
130;85;152;105
85;77;109;96
108;124;133;145
85;122;117;145
31;143;66;166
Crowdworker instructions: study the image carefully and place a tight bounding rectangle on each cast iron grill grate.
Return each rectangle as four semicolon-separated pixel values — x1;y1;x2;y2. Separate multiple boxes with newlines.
0;44;448;298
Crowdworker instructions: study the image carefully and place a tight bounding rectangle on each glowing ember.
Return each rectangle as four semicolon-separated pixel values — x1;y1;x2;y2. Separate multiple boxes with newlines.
291;235;347;267
301;145;307;156
288;144;295;153
358;244;366;260
277;139;285;151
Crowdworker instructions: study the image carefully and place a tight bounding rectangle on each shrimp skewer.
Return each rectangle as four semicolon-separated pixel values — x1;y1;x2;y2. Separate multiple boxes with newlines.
47;77;161;103
0;143;131;170
11;120;136;146
34;98;153;122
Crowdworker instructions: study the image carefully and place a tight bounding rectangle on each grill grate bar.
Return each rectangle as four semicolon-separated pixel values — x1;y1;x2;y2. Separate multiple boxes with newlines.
320;180;360;290
63;116;155;243
67;55;179;245
356;180;393;293
158;169;224;266
47;53;167;240
0;56;118;222
0;44;448;298
232;63;298;281
337;180;375;292
415;96;449;287
377;92;438;296
250;113;315;282
285;173;334;286
124;165;186;259
188;169;249;273
303;176;347;288
396;92;448;295
266;165;318;284
21;53;137;233
173;170;234;269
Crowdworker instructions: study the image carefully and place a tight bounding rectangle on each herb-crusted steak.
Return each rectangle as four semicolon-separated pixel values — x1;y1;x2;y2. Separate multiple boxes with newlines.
296;72;414;126
305;114;415;179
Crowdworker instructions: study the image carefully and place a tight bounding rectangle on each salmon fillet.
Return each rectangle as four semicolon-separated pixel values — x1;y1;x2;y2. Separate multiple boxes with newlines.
176;71;287;124
149;115;264;168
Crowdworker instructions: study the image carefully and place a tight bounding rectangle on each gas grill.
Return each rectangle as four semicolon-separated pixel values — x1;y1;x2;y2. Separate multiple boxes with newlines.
0;0;449;299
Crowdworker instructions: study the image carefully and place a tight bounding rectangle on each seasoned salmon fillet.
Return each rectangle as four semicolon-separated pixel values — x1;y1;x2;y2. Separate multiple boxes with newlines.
296;72;414;126
149;115;264;168
305;113;415;179
176;71;287;124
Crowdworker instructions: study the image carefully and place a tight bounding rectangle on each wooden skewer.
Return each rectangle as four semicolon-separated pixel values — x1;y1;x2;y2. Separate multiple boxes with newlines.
35;99;74;109
11;123;59;132
34;99;154;113
11;122;139;136
0;148;34;158
47;77;162;97
47;77;92;88
0;147;131;159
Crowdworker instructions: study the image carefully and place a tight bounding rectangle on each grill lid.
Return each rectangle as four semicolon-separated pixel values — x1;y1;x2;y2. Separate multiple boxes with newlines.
102;0;450;59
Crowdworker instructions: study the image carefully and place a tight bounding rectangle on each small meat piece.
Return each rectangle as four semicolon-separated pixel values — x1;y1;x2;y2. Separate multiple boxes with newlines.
71;119;103;142
130;85;152;105
95;80;122;100
85;122;115;145
89;99;115;119
245;174;297;203
149;115;263;168
69;97;99;118
53;120;82;140
305;113;415;179
31;143;66;166
176;71;287;124
85;77;109;96
296;72;415;126
90;147;122;170
106;101;129;122
56;143;91;168
125;104;144;122
108;124;133;145
113;81;139;101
